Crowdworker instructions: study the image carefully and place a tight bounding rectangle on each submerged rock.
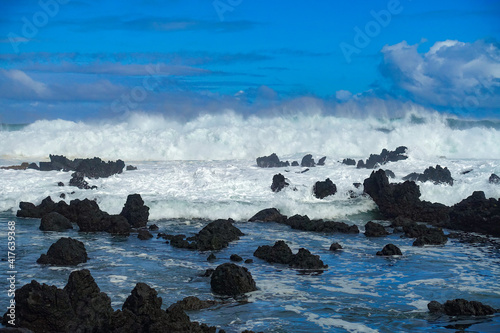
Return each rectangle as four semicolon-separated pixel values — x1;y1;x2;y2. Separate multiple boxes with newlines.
403;165;454;185
376;244;402;256
313;178;337;199
210;263;257;296
271;173;289;192
37;237;88;266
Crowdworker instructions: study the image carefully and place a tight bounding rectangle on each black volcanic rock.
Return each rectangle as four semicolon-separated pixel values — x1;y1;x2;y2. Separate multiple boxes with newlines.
363;169;450;224
271;173;289;192
248;208;287;223
448;191;500;237
254;240;294;265
291;161;299;166
384;169;396;179
210;263;257;296
376;244;402;256
126;165;138;171
428;299;497;316
69;172;97;190
17;196;57;218
489;173;500;184
254;241;327;270
313;178;337;199
256;153;289;168
230;254;243;262
167;296;218;312
169;219;244;251
40;212;73;231
285;215;359;234
329;242;343;251
138;229;153;240
301;154;315;167
357;146;408;169
364;221;389;237
120;194;150;228
403;165;454;185
37;237;89;266
317;156;326;166
38;155;125;178
342;158;356;166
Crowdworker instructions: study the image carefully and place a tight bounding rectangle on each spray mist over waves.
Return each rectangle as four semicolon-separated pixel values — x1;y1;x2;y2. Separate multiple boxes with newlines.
1;110;499;161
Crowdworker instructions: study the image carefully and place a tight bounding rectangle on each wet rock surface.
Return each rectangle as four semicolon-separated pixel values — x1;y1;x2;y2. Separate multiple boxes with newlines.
39;212;73;231
271;173;289;192
428;299;498;316
313;178;337;199
254;241;327;270
210;263;257;296
403;165;454;185
376;244;402;256
364;221;389;237
37;237;89;266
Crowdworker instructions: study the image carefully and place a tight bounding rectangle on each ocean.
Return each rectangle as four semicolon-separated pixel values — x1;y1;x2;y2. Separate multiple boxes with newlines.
1;111;499;332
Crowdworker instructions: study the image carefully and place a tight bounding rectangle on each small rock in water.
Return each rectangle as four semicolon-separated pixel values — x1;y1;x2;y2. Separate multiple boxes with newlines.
230;254;243;262
313;178;337;199
126;165;138;171
210;263;257;296
329;243;343;251
364;221;389;237
271;173;289;192
301;154;315;167
39;212;73;231
207;253;217;261
256;153;289;168
427;299;497;316
489;173;500;184
317;156;326;166
376;244;402;256
119;194;150;228
342;158;356;166
137;229;153;240
37;237;88;266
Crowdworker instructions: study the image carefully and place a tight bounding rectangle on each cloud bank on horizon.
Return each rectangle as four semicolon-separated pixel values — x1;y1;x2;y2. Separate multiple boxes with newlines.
0;0;499;123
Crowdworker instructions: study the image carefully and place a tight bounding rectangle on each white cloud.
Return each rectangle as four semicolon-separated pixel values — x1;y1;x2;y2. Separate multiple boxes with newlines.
380;39;500;109
3;69;50;97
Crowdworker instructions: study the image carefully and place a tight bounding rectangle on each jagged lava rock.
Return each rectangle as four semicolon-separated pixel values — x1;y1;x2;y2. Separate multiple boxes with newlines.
428;299;497;316
39;212;73;231
286;214;359;233
403;165;454;185
376;244;402;256
37;237;89;266
119;194;150;228
256;153;289;167
138;229;153;240
167;296;218;312
271;173;288;192
342;158;356;166
358;146;408;169
313;178;337;199
210;263;257;296
364;221;389;237
289;248;327;270
248;208;287;223
254;240;294;264
489;173;500;184
300;154;315;167
317;156;326;166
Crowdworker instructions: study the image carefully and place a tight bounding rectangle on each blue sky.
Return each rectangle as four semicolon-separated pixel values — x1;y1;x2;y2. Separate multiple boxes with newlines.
0;0;499;123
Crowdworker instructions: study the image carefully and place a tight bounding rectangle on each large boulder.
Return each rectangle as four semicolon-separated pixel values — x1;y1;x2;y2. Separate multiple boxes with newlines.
428;299;497;316
210;263;257;296
37;237;89;266
376;244;402;256
17;196;57;218
169;219;244;251
271;173;289;192
300;154;315;167
254;240;294;265
256;153;289;168
448;191;500;237
39;212;73;231
364;221;389;237
289;248;327;270
357;146;407;169
403;165;454;185
313;178;337;199
119;194;150;228
363;169;450;224
248;208;287;223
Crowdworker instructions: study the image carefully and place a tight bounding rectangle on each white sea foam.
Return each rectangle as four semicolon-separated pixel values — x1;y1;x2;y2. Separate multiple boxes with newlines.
1;111;499;161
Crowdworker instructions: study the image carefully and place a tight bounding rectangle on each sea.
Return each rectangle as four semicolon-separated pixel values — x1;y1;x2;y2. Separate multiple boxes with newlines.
0;111;499;332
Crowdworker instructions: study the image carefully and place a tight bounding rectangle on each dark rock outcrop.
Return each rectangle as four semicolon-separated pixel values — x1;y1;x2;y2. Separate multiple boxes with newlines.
357;146;408;169
119;194;150;228
342;158;356;166
38;155;125;178
291;161;299;166
285;215;359;234
69;172;97;190
300;154;315;167
39;212;73;231
271;173;289;192
313;178;337;199
230;254;243;262
256;153;289;168
489;173;500;184
448;191;500;237
254;241;327;270
138;229;153;240
329;243;343;251
210;263;257;296
384;170;395;179
317;156;326;166
37;237;89;266
428;299;497;316
2;270;216;333
126;165;138;171
364;221;389;237
363;169;450;224
167;296;218;312
403;165;454;185
376;244;402;256
169;219;244;251
248;208;287;223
